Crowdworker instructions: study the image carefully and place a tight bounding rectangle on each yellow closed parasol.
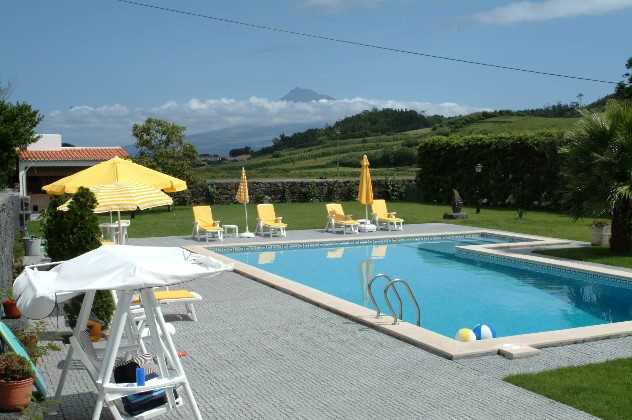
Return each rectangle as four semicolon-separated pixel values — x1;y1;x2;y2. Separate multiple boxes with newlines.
235;167;254;237
357;154;374;220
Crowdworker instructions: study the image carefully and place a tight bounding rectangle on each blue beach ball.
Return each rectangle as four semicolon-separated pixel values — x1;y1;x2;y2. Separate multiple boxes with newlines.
472;324;496;340
455;328;477;342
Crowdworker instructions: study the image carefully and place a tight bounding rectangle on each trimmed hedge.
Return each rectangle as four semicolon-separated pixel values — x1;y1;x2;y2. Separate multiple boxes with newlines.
417;131;566;209
181;178;417;205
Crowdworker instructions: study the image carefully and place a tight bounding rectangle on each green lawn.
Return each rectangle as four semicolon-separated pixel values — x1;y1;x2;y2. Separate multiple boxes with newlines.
506;358;632;420
27;201;593;240
536;247;632;269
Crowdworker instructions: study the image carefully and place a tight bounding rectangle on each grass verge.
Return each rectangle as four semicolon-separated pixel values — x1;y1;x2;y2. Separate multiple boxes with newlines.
536;247;632;270
505;358;632;420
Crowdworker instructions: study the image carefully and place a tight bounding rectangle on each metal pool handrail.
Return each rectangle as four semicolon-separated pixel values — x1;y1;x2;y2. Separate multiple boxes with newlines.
367;273;393;318
383;279;421;326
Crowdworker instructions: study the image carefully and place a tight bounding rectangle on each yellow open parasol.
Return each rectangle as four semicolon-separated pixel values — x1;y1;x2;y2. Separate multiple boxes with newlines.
43;156;187;195
58;182;174;243
58;182;173;213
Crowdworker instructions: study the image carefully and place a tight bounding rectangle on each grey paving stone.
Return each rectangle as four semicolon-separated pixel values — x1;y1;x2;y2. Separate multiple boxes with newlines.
23;271;601;419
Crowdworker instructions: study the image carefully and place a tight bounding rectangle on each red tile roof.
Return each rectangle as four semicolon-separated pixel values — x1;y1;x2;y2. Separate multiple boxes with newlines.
18;147;129;161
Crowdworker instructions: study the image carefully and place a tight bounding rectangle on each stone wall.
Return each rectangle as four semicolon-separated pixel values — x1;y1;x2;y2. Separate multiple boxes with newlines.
0;192;20;290
186;178;417;205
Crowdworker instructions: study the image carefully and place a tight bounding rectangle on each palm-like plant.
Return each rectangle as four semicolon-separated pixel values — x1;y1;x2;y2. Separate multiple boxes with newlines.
563;100;632;251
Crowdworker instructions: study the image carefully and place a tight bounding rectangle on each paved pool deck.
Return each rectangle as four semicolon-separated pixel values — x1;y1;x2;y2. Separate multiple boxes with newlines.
29;270;607;420
12;224;631;419
127;222;485;248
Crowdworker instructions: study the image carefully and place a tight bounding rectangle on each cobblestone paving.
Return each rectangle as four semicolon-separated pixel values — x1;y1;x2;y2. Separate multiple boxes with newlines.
20;271;603;420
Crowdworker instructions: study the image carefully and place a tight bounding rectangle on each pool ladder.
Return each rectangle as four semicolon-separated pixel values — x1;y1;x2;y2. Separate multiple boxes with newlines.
367;274;421;326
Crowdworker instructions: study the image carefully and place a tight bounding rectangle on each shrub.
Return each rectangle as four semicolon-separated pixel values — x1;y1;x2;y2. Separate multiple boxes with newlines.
207;182;218;204
0;353;33;382
43;188;101;261
42;187;115;329
417;131;565;208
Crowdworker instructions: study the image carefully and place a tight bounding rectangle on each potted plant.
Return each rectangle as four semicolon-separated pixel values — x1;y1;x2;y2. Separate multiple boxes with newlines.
591;220;611;246
1;286;21;319
0;352;34;411
15;320;61;365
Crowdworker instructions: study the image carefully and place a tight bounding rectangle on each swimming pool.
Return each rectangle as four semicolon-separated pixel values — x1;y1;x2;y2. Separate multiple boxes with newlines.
219;234;632;339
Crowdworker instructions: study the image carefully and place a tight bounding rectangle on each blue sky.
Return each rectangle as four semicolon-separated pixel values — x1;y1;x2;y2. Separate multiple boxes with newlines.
2;0;631;146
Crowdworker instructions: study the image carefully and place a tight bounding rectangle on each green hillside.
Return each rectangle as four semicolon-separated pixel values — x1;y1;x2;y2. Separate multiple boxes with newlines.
195;114;580;180
459;115;580;135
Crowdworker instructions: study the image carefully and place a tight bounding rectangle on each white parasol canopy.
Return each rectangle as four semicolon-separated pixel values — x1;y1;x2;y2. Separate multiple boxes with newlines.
13;245;232;319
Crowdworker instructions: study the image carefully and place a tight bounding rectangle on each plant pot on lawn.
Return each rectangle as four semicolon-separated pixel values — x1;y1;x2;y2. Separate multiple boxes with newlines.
23;237;43;257
591;222;611;246
0;353;34;412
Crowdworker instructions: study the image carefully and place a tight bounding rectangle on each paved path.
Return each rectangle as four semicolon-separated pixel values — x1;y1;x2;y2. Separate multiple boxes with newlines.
27;271;602;420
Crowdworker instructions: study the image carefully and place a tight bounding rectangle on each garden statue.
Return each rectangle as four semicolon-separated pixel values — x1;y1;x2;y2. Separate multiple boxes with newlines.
451;189;463;213
443;189;468;219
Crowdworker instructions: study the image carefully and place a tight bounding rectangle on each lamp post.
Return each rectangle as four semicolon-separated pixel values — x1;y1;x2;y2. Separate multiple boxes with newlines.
475;163;483;214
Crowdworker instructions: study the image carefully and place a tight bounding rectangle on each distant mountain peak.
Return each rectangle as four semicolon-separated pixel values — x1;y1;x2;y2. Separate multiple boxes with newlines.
280;87;335;102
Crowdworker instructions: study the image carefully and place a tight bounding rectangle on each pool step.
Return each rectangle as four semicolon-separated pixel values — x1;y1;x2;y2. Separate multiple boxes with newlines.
498;344;541;359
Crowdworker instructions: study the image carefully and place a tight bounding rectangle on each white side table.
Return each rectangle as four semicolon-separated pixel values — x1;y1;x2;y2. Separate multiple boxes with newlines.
224;224;239;238
357;219;377;232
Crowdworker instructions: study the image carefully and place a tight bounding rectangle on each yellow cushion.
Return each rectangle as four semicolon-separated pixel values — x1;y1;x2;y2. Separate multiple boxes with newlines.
261;220;287;228
197;222;223;231
257;204;276;221
378;216;404;223
132;289;195;304
193;206;222;230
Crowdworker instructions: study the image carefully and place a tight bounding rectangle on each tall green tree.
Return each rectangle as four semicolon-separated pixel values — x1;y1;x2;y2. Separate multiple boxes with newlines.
615;57;632;100
132;118;199;183
42;187;115;328
0;99;42;187
563;100;632;251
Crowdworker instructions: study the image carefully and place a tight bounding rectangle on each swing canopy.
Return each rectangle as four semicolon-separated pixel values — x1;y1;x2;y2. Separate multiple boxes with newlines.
13;245;232;319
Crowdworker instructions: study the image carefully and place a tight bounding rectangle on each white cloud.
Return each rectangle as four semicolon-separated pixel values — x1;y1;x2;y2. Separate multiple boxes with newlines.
39;96;485;147
301;0;383;9
474;0;632;24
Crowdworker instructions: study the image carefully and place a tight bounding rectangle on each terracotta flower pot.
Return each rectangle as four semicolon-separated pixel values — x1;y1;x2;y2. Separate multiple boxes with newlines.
2;300;21;319
87;320;103;342
0;378;33;412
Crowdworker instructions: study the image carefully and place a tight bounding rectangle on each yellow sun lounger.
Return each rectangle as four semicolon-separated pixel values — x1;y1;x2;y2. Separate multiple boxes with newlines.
192;205;224;242
132;289;203;322
256;204;287;237
371;199;404;231
325;203;359;234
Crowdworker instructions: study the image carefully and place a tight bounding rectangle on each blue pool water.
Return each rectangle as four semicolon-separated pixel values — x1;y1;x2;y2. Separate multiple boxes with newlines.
220;235;632;338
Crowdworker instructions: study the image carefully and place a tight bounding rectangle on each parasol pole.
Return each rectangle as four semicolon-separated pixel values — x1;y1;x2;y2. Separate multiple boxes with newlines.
117;210;123;244
243;202;250;234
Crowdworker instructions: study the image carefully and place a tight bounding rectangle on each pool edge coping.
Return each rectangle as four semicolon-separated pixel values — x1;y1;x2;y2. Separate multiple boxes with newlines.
185;229;632;359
